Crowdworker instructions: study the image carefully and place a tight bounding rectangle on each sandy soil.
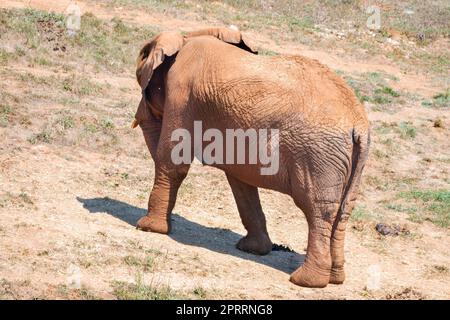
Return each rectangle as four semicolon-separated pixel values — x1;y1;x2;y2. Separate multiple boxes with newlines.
0;0;449;299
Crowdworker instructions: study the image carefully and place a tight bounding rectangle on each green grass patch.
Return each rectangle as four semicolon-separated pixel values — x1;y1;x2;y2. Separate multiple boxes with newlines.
432;90;449;108
100;119;115;130
345;73;401;106
56;284;100;300
397;121;417;139
28;129;53;144
192;287;207;299
0;8;159;72
70;13;158;71
413;52;449;75
350;205;374;221
54;111;75;131
0;104;12;127
385;204;422;222
0;48;13;65
112;278;184;300
258;48;279;56
27;112;77;145
398;190;450;228
62;76;103;96
375;86;400;98
422;90;449;108
33;56;53;66
123;255;154;271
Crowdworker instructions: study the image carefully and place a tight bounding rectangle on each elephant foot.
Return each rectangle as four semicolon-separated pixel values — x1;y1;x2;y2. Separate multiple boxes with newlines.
329;266;345;284
290;263;330;288
236;234;272;255
136;214;171;234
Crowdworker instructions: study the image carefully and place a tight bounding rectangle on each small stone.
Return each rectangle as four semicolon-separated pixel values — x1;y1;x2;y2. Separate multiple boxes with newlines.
375;223;410;236
433;118;444;128
375;223;399;236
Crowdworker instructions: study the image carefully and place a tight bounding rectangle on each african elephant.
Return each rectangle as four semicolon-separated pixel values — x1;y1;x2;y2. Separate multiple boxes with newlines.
131;28;370;288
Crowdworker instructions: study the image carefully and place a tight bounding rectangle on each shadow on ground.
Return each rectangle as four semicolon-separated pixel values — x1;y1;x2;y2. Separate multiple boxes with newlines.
77;196;304;274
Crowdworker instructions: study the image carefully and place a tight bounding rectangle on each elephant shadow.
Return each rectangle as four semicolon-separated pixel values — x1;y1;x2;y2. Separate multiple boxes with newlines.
76;197;304;274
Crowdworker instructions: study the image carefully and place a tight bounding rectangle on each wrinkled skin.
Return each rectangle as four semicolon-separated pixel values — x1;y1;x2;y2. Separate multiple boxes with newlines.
132;28;370;288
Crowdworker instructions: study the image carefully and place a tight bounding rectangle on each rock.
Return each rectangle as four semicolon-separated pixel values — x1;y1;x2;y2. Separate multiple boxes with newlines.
375;223;410;236
376;223;399;236
433;118;444;128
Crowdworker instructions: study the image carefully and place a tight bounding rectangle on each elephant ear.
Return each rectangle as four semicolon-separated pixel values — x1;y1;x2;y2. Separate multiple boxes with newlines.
185;27;258;54
136;31;185;91
133;32;184;128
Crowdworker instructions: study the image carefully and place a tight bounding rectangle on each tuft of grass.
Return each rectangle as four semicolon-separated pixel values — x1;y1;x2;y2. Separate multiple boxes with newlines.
111;17;131;35
0;48;12;65
55;113;75;131
432;90;449;108
18;192;34;205
192;287;207;299
397;122;417;139
56;284;100;300
83;122;99;134
371;94;392;105
33;56;53;66
399;190;450;228
350;205;374;221
112;277;184;300
431;265;448;274
62;76;103;96
123;255;155;272
365;175;388;191
100;119;115;130
345;73;401;106
14;45;26;57
375;86;400;98
355;90;370;103
412;52;449;75
2;192;35;209
258;48;279;56
28;129;53;144
385;204;423;223
386;204;417;214
0;104;12;127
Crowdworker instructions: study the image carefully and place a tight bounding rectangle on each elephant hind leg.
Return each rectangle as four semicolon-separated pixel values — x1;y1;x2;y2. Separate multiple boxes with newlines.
330;129;369;284
329;196;354;285
290;193;341;288
226;174;272;255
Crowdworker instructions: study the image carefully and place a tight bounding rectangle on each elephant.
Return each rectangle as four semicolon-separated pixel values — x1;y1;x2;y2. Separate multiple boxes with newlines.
131;27;370;288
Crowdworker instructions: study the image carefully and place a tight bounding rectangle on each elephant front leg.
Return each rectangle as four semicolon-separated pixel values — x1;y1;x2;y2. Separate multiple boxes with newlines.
226;174;272;255
137;166;188;234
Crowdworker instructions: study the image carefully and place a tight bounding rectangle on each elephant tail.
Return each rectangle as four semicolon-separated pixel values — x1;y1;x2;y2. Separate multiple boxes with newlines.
339;127;370;216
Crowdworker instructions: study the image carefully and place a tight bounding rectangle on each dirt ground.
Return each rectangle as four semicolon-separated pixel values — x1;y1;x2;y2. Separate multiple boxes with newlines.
0;0;449;299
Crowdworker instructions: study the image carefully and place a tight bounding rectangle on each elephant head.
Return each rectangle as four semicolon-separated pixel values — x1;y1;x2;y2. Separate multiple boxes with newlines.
132;28;258;129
